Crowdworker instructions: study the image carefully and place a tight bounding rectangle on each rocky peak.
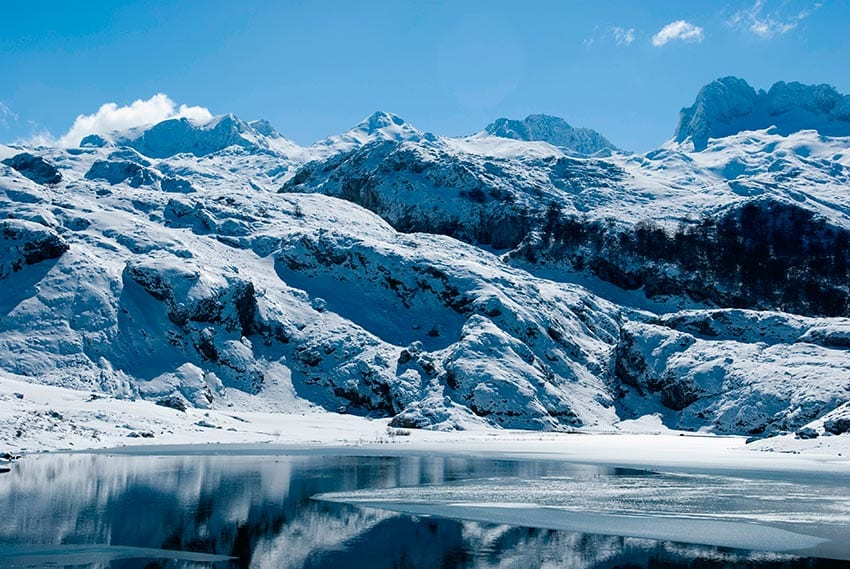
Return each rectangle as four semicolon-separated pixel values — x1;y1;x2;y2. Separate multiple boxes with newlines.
484;114;618;155
676;77;850;150
110;114;298;159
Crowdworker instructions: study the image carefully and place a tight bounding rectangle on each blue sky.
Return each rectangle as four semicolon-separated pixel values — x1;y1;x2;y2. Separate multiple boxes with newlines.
1;0;847;151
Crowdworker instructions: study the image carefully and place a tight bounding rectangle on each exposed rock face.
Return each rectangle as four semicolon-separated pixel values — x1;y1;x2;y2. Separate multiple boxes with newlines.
2;153;62;185
485;114;618;155
122;258;260;336
86;159;161;187
0;220;68;279
676;77;850;150
80;134;109;148
822;403;850;436
795;427;819;439
824;418;850;435
156;395;188;412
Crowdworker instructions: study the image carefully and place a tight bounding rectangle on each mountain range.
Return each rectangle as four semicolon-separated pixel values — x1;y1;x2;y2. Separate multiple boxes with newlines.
1;76;849;449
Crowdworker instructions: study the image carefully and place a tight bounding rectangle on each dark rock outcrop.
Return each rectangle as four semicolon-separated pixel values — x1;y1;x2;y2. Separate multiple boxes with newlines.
520;198;850;317
0;220;68;278
824;417;850;435
2;153;62;185
85;159;160;187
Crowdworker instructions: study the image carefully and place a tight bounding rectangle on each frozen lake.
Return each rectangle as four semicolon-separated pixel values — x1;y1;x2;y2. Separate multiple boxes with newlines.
0;451;848;568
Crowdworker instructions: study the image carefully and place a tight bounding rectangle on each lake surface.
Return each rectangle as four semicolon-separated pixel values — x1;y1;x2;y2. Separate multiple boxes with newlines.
0;450;848;568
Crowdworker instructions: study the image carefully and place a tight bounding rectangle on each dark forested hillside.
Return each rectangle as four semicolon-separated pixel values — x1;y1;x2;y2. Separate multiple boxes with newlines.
522;199;850;316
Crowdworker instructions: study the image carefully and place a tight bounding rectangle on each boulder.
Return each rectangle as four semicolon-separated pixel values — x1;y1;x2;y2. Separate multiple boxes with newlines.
0;219;68;278
2;153;62;185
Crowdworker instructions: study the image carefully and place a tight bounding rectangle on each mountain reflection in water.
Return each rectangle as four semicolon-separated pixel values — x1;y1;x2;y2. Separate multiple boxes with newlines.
0;453;846;568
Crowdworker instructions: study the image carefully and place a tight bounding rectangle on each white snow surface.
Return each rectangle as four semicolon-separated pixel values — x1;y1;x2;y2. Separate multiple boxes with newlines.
286;121;850;234
310;111;431;158
4;370;850;469
2;84;850;456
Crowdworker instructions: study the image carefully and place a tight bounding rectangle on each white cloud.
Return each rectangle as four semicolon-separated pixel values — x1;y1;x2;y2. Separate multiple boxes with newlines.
58;94;212;147
582;25;600;48
583;26;637;48
0;101;18;128
613;27;636;46
25;129;56;148
728;0;819;38
651;20;705;47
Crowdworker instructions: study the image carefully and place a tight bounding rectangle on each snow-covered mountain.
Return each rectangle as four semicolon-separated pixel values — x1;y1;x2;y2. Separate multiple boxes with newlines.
285;124;850;317
310;111;433;157
89;113;305;159
2;76;850;451
484;114;618;156
676;77;850;150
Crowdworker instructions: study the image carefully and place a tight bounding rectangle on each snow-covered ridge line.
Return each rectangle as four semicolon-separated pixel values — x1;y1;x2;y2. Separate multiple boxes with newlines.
484;114;618;156
1;76;850;454
9;76;850;163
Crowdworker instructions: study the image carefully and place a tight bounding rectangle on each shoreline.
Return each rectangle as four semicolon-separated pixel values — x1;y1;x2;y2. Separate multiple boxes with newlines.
55;432;850;478
3;375;849;476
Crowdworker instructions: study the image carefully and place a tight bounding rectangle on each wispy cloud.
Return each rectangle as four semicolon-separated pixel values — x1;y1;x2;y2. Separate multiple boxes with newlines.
0;101;18;129
57;94;212;147
612;27;636;46
652;20;705;47
583;26;637;48
25;127;56;148
728;0;820;38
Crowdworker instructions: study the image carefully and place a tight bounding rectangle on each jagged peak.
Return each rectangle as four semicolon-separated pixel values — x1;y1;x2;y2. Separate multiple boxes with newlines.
347;110;420;140
483;114;618;156
247;119;282;138
676;77;850;150
107;113;300;159
488;113;574;132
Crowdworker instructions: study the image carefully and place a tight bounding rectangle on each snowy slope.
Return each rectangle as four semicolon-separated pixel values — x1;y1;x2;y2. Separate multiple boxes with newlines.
285;105;850;317
0;142;626;436
83;113;314;192
2;76;850;453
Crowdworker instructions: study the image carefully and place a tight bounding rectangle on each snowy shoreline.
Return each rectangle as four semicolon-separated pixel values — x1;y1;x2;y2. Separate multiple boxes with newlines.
3;374;849;476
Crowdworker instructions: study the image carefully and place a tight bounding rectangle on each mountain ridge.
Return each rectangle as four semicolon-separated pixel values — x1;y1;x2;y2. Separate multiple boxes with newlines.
44;76;850;162
2;76;850;450
676;76;850;150
484;114;619;156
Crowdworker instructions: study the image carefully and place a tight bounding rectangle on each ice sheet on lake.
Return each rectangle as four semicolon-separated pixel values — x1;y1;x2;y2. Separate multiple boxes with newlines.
316;469;850;558
316;501;826;553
